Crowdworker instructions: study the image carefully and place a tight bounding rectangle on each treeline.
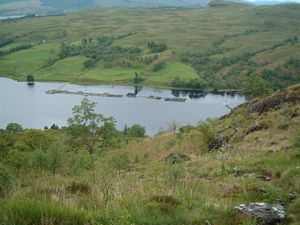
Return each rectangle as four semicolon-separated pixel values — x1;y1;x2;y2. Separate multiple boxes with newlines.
58;35;142;68
181;47;232;71
171;77;209;90
139;54;158;65
262;58;300;90
0;38;13;48
181;36;298;89
212;29;261;47
209;36;298;73
0;44;33;57
147;41;167;53
57;35;168;69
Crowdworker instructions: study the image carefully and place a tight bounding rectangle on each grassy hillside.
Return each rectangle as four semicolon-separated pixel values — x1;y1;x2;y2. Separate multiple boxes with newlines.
1;83;300;224
0;2;300;90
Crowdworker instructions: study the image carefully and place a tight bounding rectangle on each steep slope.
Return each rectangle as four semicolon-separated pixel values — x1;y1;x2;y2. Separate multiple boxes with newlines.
0;84;299;224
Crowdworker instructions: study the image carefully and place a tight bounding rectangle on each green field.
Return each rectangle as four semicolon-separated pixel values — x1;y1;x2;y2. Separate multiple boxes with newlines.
0;1;300;89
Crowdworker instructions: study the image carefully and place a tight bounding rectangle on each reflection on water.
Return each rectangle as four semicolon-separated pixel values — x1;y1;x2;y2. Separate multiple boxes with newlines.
0;78;246;136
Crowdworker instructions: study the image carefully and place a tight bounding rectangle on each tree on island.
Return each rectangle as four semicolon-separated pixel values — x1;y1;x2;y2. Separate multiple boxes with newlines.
26;74;35;85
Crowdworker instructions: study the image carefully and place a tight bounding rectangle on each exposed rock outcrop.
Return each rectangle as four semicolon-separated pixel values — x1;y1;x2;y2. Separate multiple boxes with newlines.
245;123;268;134
235;203;285;224
246;85;300;114
208;135;228;152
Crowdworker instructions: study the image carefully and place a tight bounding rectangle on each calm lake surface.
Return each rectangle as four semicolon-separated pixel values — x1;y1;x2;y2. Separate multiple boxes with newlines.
0;77;246;135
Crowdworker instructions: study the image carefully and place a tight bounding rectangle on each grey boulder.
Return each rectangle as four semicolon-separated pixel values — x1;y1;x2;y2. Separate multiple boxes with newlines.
235;203;285;224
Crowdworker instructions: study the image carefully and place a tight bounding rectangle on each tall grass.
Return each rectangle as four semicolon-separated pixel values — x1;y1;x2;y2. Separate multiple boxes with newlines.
0;198;88;225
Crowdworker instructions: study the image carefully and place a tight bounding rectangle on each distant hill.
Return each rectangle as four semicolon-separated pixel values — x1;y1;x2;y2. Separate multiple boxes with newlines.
0;0;210;16
0;2;300;90
1;0;300;16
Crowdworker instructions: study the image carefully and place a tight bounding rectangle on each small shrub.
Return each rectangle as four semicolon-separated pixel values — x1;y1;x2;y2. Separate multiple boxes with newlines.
0;164;14;198
92;206;131;225
127;124;146;138
68;151;93;175
198;122;215;146
66;181;91;195
147;195;181;214
166;164;184;189
111;152;130;173
165;139;176;150
149;195;181;206
143;152;150;159
31;150;48;171
278;123;289;130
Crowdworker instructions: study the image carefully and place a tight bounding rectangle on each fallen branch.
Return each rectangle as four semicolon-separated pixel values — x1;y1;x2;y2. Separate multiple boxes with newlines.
216;125;237;137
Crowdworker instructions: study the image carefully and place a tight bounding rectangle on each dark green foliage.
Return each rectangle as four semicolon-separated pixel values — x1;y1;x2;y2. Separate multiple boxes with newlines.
0;38;13;48
50;123;59;130
212;29;260;47
277;123;289;130
83;58;95;69
0;164;14;198
0;133;14;160
0;43;35;56
5;123;23;133
8;44;33;54
26;74;35;83
142;54;158;65
126;124;146;138
59;35;142;68
171;77;208;90
133;72;144;84
242;75;269;100
147;41;167;53
262;58;300;90
152;61;165;72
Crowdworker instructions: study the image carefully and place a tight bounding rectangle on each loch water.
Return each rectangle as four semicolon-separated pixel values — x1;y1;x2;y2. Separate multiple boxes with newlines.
0;77;246;135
